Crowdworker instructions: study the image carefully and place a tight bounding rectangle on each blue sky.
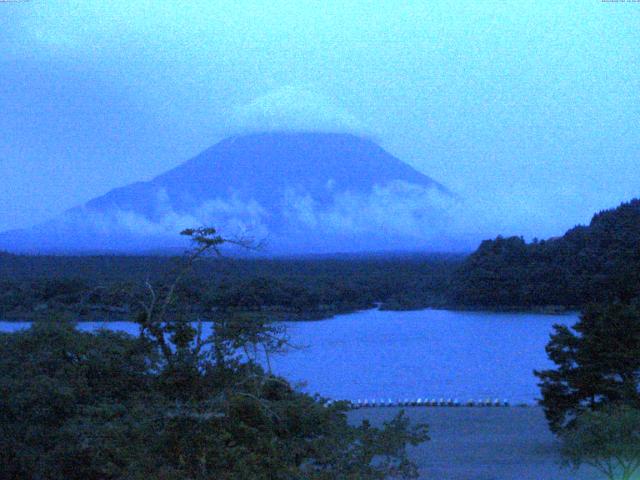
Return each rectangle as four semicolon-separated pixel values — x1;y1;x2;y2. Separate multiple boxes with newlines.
1;0;638;240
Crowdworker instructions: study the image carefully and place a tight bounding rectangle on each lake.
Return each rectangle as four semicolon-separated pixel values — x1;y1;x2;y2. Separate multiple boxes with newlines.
0;308;577;404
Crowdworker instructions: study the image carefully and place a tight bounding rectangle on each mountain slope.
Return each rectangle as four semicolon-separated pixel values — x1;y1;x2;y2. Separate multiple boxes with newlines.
0;132;458;254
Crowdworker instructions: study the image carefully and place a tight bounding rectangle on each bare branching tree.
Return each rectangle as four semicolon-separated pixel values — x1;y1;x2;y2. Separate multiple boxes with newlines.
136;227;283;368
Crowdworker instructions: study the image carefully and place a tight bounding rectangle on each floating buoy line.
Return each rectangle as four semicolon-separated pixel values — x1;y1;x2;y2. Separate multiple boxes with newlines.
324;398;519;408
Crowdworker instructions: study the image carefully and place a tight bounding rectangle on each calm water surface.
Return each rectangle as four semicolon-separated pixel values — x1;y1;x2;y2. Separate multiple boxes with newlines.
0;309;577;404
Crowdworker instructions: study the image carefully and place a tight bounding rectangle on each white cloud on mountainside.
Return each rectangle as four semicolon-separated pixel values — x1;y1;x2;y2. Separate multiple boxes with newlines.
282;181;463;242
47;181;493;251
57;189;270;245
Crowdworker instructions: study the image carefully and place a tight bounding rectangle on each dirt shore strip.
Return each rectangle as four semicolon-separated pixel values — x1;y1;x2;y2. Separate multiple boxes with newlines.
348;406;602;480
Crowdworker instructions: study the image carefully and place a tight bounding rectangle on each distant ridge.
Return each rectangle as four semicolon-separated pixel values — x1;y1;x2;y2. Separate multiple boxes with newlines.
0;132;460;254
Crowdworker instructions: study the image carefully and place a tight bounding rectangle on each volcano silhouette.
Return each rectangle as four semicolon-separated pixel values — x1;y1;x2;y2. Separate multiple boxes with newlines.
0;132;459;254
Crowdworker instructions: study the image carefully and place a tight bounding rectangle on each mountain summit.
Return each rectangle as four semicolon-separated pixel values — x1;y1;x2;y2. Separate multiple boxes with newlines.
0;132;460;254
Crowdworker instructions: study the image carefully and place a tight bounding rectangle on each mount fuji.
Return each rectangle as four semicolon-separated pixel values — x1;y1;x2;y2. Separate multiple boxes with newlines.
0;132;462;254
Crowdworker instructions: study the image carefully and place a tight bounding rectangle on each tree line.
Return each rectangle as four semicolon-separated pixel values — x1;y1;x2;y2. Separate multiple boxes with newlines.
0;253;461;321
450;198;640;309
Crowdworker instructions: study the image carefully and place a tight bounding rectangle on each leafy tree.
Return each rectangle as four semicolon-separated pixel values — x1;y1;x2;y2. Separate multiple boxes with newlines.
0;321;156;479
0;227;429;479
560;405;640;480
451;198;640;308
535;303;640;433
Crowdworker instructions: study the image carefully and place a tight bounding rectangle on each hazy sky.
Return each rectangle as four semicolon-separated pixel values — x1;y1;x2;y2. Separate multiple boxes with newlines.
1;0;638;240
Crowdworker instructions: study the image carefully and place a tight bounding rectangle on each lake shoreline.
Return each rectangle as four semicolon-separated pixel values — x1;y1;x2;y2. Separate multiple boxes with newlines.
385;304;580;316
0;303;580;323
